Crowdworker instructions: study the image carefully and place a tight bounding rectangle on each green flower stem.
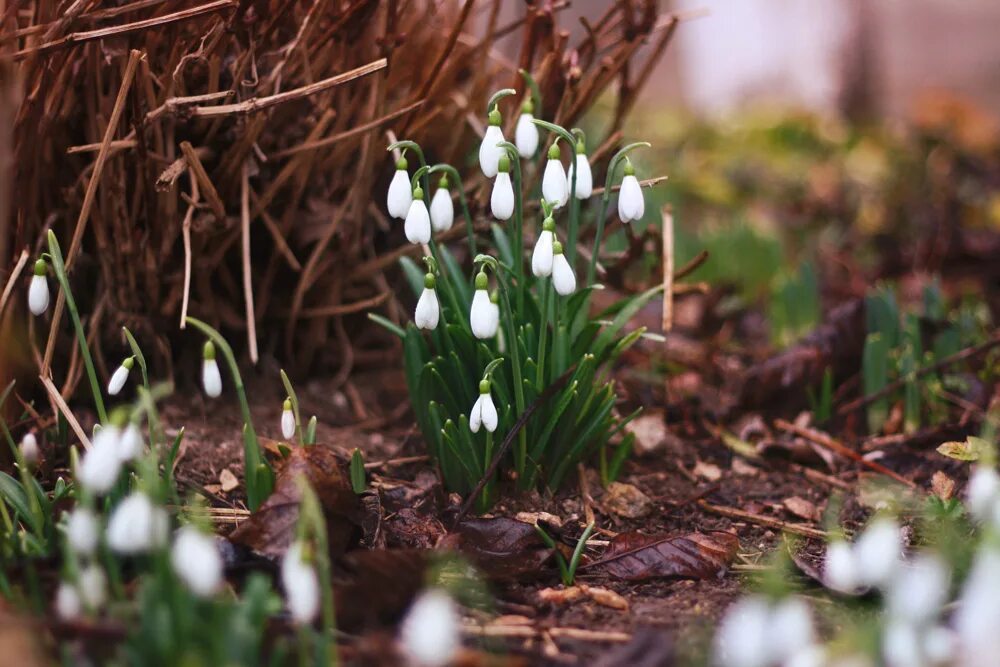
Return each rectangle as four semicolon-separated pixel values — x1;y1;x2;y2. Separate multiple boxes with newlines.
121;327;150;393
280;369;305;444
486;88;516;114
518;69;543;118
299;480;339;667
45;231;107;424
184;316;272;511
587;142;650;286
536;278;551;390
567;190;580;265
428;163;476;259
496;142;524;311
122;327;160;449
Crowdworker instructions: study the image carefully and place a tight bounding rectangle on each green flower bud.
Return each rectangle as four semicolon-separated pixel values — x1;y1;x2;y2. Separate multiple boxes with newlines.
479;380;490;394
424;273;436;289
203;340;216;361
475;272;488;290
488;108;502;126
33;259;46;276
395;156;408;170
547;143;560;160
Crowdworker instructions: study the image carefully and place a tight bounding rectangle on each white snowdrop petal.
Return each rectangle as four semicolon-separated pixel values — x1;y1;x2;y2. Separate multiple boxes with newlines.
568;154;593;199
883;620;923;667
618;174;645;221
768;597;815;663
171;526;223;597
203;359;222;398
491;172;515;221
469;395;483;434
118;423;144;462
66;508;100;557
77;564;107;610
387;169;413;219
282;541;320;625
55;582;82;620
107;365;130;396
19;433;39;465
106;493;169;554
414;288;440;330
783;646;826;667
923;626;956;665
542;159;568;208
823;540;859;594
281;409;296;440
429;188;454;232
854;518;902;588
967;466;1000;522
470;290;498;339
551;254;576;296
400;589;461;667
77;427;124;495
28;275;49;316
887;554;949;624
480;394;498;433
713;596;772;667
531;231;554;278
955;547;1000;665
515;113;538;158
404;200;432;245
479;126;505;178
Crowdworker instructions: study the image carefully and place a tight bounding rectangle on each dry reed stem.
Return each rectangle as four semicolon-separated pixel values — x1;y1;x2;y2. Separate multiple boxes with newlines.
661;206;674;332
0;248;28;320
39;375;91;450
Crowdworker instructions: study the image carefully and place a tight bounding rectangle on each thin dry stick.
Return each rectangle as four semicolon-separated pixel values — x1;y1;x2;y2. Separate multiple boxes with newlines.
661;206;673;332
44;49;143;375
39;375;91;450
697;500;828;540
774;418;917;489
591;175;668;197
186;58;387;117
240;161;258;363
0;247;28;319
271;100;424;159
179;177;200;328
179;141;225;219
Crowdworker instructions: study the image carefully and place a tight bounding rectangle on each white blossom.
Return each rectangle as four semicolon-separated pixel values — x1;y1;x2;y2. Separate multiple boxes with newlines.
415;279;440;331
28;259;49;316
77;426;123;495
106;492;169;554
714;596;772;667
767;597;815;664
531;221;555;278
470;277;498;340
55;582;82;620
404;189;432;245
954;547;1000;667
77;564;107;611
400;589;461;667
202;341;222;398
118;423;144;462
514;108;538;158
171;526;223;597
966;465;1000;524
387;160;412;219
567;150;593;199
551;244;576;296
887;554;948;624
107;357;133;396
491;167;515;221
823;540;859;594
542;145;569;208
429;183;454;232
281;399;295;440
479;115;505;178
854;517;902;589
282;541;320;625
618;163;645;222
19;432;39;466
469;381;498;434
66;507;100;557
882;620;922;667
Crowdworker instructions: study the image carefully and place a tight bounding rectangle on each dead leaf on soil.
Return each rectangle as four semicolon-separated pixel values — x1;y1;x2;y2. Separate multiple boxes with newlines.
783;496;821;522
931;471;955;500
537;585;629;611
937;436;992;461
514;511;563;528
625;412;668;455
582;531;739;581
383;507;446;549
228;445;360;560
219;468;239;492
440;517;555;581
603;482;653;519
693;460;722;481
333;549;431;630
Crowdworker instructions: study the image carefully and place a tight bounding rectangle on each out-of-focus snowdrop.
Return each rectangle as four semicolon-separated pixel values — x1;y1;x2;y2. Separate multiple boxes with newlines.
886;554;949;624
823;539;860;594
853;517;902;589
171;525;223;597
954;545;1000;667
282;540;320;625
106;492;169;554
77;425;123;495
966;465;1000;526
19;432;39;466
714;595;818;667
118;423;144;462
66;507;100;557
399;588;461;667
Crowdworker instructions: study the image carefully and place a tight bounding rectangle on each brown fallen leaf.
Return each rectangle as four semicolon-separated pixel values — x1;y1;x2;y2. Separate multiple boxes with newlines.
693;460;722;481
228;445;360;560
931;470;956;501
440;517;555;581
537;586;585;605
626;412;668;456
219;468;239;492
603;482;653;519
783;496;821;522
580;585;629;611
582;531;739;581
333;549;431;631
537;585;628;611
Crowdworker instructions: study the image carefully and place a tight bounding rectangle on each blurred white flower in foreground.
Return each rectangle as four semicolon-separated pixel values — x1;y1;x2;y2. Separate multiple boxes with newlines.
400;589;460;667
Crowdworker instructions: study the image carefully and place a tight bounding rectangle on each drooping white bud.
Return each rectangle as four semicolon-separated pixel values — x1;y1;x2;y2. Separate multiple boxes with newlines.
542;144;568;208
202;341;222;398
767;597;815;664
479;110;505;177
77;564;107;611
106;492;169;554
28;259;49;316
281;399;295;440
823;539;859;594
404;187;432;245
491;157;515;221
469;380;499;434
429;179;454;232
713;596;772;667
551;243;576;296
617;162;645;222
415;275;440;330
400;589;461;667
66;507;100;557
514;104;539;158
171;525;224;597
107;357;134;396
567;145;593;199
955;547;1000;667
387;158;413;219
887;553;949;624
853;517;902;589
531;220;555;278
55;582;82;620
967;465;1000;523
282;541;320;625
118;423;144;462
470;273;498;339
19;432;39;466
77;426;124;495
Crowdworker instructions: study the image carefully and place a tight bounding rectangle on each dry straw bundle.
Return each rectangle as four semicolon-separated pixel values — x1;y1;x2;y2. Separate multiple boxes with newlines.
0;0;680;397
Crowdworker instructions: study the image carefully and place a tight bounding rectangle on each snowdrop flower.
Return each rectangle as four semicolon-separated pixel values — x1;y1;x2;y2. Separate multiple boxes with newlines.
106;356;133;396
55;582;82;620
531;217;555;277
171;525;223;597
28;258;49;316
853;517;902;588
66;507;100;557
469;380;498;434
882;620;922;667
551;242;576;296
387;157;412;219
491;155;515;221
429;175;454;232
514;100;538;158
281;399;295;440
202;341;222;398
282;541;320;625
470;272;498;339
617;160;645;223
566;140;593;199
19;432;39;466
404;186;432;245
415;273;440;330
77;425;123;495
118;423;144;462
106;492;169;554
767;597;815;664
823;539;859;594
542;143;569;208
887;553;949;624
77;564;107;610
966;465;1000;523
479;107;505;178
954;546;1000;667
400;588;460;667
714;596;772;667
